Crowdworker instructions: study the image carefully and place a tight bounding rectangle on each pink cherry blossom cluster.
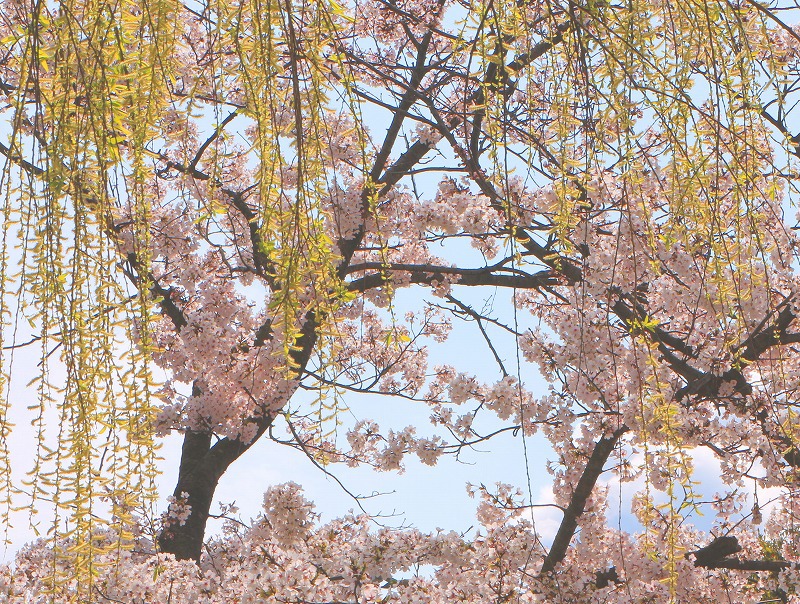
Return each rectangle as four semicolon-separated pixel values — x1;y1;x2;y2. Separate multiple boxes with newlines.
163;492;193;528
4;483;798;603
6;0;800;592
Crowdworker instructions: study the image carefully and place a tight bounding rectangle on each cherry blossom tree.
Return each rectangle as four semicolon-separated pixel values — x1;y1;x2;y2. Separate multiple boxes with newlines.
3;0;800;600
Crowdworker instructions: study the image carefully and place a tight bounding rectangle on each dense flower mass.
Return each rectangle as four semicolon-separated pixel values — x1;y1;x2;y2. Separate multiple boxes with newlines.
3;0;800;599
4;483;799;603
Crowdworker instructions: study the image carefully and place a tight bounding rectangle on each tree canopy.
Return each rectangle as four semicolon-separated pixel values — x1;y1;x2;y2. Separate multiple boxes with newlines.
3;0;800;600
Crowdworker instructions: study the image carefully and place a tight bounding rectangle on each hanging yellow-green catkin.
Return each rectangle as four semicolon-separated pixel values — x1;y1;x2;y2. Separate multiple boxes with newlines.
1;0;179;596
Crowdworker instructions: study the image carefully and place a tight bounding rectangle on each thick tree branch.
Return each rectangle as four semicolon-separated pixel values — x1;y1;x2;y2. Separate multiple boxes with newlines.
345;262;556;292
689;535;794;572
336;18;439;266
539;426;628;575
369;30;435;183
695;558;791;572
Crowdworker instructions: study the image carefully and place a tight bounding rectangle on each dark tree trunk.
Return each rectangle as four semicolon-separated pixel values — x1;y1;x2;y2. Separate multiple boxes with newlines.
157;430;215;561
157;321;317;560
156;420;279;560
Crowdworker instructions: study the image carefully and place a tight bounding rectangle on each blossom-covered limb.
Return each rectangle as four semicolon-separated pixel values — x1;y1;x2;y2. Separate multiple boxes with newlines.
540;426;628;575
